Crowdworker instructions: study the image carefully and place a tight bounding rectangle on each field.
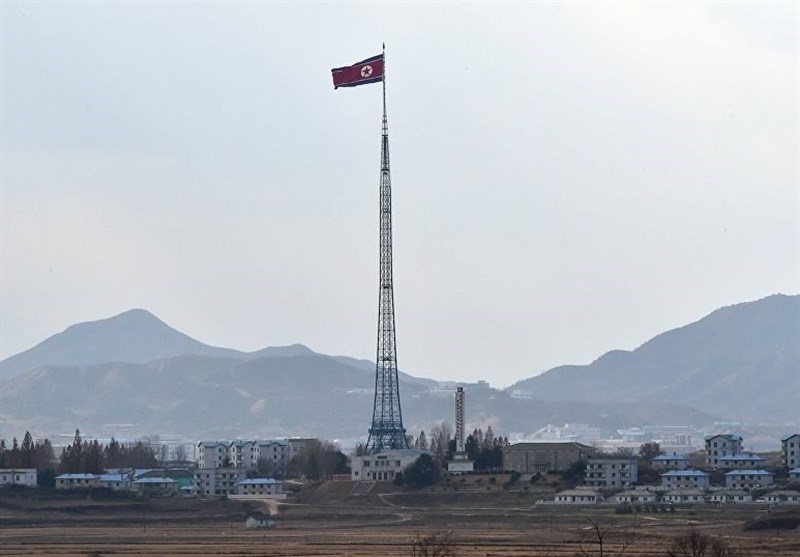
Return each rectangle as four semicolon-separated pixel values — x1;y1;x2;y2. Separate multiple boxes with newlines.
2;482;800;556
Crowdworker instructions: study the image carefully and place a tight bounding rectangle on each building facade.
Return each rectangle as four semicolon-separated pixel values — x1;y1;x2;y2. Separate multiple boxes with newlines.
705;434;743;468
724;470;774;490
350;449;426;481
0;469;37;487
782;434;800;469
502;442;597;474
651;453;688;470
584;458;638;488
660;470;710;490
193;467;245;496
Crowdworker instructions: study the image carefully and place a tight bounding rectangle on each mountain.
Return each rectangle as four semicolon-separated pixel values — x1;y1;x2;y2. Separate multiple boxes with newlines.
507;294;800;423
0;309;243;380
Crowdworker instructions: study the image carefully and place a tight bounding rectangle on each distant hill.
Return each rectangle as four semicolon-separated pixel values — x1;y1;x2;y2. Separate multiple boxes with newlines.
0;309;243;380
1;296;793;440
507;294;800;423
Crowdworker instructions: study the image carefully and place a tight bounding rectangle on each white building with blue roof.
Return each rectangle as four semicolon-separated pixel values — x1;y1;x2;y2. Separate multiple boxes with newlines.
715;453;765;470
237;478;283;496
724;469;773;489
788;468;800;483
55;473;100;489
661;470;710;490
652;453;688;470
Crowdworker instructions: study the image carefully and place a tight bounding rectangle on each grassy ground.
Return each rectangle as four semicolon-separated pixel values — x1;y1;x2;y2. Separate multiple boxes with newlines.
2;483;800;556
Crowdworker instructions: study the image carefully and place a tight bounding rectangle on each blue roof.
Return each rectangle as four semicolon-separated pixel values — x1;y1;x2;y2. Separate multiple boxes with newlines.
662;470;709;477
56;473;97;479
97;474;129;482
789;468;800;474
725;469;773;476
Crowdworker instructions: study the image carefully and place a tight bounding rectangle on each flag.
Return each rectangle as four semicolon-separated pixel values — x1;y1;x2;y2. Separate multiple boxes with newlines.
331;54;384;89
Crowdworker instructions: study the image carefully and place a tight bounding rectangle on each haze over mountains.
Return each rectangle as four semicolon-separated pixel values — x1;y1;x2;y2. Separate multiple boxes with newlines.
0;294;797;441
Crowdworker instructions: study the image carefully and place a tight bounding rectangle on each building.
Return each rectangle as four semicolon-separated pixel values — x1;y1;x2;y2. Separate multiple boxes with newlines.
763;490;800;505
97;473;133;491
350;449;427;481
788;468;800;483
662;489;706;504
782;434;800;469
584;458;638;488
660;470;710;490
554;489;603;504
55;473;100;489
705;434;743;468
0;469;37;487
708;490;752;504
193;467;245;496
133;477;178;497
610;490;657;504
502;442;597;474
715;454;765;470
237;478;283;496
724;470;774;490
197;441;231;469
651;453;688;470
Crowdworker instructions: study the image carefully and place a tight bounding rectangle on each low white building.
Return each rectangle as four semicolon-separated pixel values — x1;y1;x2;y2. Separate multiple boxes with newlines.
782;434;800;469
97;473;133;491
610;490;657;504
662;489;706;504
55;473;100;489
584;458;638;488
724;469;774;490
708;490;752;504
133;477;177;497
554;489;603;504
788;468;800;483
237;478;283;496
350;449;427;482
763;490;800;505
715;454;765;470
661;470;710;490
0;469;37;487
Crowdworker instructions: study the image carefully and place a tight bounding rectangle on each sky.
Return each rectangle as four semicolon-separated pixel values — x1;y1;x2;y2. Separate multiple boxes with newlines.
1;2;798;388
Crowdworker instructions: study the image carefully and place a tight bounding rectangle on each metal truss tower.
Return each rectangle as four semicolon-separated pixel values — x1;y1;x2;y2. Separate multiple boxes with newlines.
366;54;409;454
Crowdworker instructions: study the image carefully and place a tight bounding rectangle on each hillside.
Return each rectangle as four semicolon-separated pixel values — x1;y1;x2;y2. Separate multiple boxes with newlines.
508;294;800;423
0;309;243;380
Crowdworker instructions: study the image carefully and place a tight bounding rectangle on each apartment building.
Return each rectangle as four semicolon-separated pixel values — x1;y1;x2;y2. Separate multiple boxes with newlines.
584;458;638;488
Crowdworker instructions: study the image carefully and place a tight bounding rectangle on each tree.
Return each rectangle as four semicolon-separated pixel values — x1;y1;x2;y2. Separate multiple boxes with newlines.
464;434;479;461
20;431;35;468
578;518;632;557
173;444;188;462
428;422;453;467
0;440;6;468
8;438;21;468
482;426;495;450
289;439;349;481
104;438;122;468
400;453;440;489
409;530;456;557
415;430;428;450
666;530;741;557
33;439;55;471
83;440;104;474
638;442;663;462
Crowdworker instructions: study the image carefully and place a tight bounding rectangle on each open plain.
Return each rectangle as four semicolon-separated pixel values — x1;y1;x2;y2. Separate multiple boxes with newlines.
2;485;800;557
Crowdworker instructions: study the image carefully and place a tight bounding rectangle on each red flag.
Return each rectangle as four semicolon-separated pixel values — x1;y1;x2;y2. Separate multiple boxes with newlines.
331;54;384;89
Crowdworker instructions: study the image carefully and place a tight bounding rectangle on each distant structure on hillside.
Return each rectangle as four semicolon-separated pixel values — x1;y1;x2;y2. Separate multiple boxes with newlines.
448;387;474;473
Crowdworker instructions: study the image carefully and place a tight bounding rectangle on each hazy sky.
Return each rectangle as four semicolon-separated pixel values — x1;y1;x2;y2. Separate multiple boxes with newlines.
1;2;798;387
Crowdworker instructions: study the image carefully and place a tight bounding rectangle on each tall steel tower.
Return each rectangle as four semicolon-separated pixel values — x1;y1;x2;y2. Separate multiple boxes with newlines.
366;51;409;454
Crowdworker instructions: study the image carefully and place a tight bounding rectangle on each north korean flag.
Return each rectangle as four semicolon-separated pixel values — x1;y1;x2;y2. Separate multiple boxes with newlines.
331;54;384;89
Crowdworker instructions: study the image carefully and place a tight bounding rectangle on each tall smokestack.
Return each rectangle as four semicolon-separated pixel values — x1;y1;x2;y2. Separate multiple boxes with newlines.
455;387;465;454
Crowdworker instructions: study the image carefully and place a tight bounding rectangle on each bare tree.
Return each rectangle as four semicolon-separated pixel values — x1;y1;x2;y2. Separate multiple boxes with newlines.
173;445;188;462
428;422;453;467
579;519;632;557
666;530;741;557
409;530;456;557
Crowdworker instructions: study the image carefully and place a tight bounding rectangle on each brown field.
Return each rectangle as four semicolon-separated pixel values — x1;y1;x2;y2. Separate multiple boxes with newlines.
2;482;800;557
